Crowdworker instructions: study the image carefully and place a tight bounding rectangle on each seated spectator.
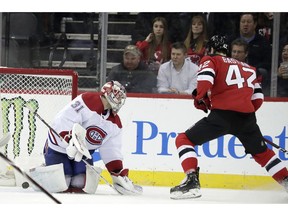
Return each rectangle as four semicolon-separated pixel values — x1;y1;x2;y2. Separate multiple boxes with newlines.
277;42;288;97
157;42;198;94
257;12;274;45
135;16;171;74
183;14;208;65
230;38;248;62
107;45;157;93
230;38;263;83
227;13;272;96
256;12;288;47
132;12;185;44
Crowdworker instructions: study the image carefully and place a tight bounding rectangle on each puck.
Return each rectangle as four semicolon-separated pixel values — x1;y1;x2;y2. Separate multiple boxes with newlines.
22;182;29;189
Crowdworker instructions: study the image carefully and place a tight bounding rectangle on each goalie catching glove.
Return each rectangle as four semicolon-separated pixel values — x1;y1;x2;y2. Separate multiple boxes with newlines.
192;89;211;113
111;169;143;195
66;123;92;162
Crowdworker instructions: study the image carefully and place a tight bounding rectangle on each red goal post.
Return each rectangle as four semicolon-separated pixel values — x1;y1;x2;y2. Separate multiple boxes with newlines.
0;67;78;186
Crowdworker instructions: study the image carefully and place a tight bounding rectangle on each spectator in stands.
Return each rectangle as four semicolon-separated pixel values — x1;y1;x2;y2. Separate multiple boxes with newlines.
277;42;288;97
107;45;157;93
227;13;272;96
157;42;198;94
230;38;263;84
257;13;288;50
257;13;274;45
183;14;208;65
135;16;171;74
230;38;248;62
132;13;185;44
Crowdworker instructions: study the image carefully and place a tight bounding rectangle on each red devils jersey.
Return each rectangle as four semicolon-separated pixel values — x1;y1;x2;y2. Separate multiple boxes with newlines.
197;54;263;113
187;47;206;66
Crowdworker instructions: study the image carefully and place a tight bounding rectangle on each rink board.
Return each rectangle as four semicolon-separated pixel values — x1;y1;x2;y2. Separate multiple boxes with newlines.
1;93;287;189
114;97;288;189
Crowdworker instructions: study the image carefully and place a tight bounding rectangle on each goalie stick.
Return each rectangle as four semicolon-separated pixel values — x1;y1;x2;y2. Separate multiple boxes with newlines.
81;159;122;194
25;105;122;195
0;134;61;204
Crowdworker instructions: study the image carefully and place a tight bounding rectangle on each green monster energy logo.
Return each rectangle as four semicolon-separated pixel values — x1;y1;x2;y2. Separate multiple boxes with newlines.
1;96;39;158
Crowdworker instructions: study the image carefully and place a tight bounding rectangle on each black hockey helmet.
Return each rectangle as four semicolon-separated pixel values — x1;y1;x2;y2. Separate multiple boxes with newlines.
206;35;229;54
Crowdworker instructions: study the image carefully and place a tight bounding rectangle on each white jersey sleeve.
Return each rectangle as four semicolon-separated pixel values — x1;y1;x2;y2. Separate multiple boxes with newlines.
98;131;123;165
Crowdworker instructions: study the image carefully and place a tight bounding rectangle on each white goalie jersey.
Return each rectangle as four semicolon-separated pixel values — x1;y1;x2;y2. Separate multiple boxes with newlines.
46;92;124;165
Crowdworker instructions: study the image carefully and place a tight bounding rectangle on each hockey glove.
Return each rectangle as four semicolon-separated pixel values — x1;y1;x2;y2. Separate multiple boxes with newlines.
66;139;85;162
192;89;211;113
111;169;143;195
66;123;92;162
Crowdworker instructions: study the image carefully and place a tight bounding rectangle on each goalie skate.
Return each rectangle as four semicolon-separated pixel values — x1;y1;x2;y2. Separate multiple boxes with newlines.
170;168;201;200
114;180;143;195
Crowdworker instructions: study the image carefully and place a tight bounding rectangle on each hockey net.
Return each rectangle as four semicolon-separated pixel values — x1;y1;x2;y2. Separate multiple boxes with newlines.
0;67;78;186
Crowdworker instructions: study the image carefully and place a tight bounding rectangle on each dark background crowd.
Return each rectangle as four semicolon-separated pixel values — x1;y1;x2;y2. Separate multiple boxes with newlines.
1;12;288;97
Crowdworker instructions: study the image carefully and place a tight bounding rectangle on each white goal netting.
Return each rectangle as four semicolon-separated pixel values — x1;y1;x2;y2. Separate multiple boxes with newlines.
0;67;78;186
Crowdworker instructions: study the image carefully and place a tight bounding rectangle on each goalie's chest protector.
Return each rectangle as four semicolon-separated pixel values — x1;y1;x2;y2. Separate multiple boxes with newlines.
82;108;122;150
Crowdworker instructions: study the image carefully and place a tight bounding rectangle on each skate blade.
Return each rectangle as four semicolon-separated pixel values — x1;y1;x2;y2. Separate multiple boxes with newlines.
170;188;202;200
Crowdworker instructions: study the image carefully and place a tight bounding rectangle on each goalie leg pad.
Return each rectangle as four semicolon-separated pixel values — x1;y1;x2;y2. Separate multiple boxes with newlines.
29;163;68;193
83;165;102;194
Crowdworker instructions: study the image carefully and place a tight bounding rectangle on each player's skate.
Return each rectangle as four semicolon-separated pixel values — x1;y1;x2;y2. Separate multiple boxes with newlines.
170;167;201;200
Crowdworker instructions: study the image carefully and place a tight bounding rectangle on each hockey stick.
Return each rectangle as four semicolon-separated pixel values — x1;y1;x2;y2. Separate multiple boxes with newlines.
263;137;288;154
25;105;122;195
0;132;11;147
0;135;61;204
81;159;122;195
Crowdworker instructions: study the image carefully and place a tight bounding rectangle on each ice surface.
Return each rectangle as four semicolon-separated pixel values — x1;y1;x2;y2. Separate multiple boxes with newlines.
0;185;287;215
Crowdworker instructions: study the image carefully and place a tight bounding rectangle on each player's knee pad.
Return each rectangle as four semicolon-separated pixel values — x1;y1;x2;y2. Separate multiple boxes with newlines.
83;165;102;194
175;133;195;148
29;163;68;193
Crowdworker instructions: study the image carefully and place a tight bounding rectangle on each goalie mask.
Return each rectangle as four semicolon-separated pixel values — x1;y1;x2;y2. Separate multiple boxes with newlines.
206;35;229;55
101;81;127;114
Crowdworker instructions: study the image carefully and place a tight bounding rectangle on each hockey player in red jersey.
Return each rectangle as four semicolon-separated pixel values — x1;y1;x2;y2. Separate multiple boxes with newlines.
170;35;288;199
31;81;142;195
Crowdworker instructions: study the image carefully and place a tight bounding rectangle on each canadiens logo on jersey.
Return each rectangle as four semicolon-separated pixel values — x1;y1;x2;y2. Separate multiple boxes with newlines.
86;126;107;145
